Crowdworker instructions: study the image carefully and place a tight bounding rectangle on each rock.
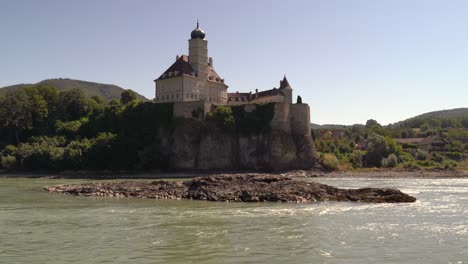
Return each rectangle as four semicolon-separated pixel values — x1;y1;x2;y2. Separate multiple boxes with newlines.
44;174;416;203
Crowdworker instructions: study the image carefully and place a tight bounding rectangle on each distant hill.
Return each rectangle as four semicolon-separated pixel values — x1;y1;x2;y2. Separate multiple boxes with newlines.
389;108;468;128
0;78;149;101
311;123;349;130
407;108;468;120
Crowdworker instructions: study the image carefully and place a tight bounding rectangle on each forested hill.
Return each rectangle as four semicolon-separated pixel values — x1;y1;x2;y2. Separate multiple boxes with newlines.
0;78;149;101
408;108;468;120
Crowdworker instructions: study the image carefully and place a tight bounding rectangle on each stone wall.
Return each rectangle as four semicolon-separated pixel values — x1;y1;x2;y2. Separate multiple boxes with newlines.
173;101;211;120
167;102;317;171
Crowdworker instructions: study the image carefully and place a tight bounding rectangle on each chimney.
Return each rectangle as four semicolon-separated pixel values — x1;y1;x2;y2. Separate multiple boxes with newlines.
176;55;179;61
255;89;258;99
249;91;252;101
209;57;213;67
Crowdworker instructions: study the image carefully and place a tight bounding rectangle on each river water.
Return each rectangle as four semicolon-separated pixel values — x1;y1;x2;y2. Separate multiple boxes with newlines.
1;177;467;264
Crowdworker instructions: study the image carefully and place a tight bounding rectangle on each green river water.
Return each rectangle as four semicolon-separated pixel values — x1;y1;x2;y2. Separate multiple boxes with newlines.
1;177;467;264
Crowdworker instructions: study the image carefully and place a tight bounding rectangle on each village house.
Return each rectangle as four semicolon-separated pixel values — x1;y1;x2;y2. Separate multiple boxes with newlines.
393;136;450;151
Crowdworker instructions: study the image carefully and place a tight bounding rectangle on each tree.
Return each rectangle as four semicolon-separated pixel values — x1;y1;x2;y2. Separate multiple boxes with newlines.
365;133;389;167
0;89;48;143
120;89;138;105
58;89;89;121
365;119;380;128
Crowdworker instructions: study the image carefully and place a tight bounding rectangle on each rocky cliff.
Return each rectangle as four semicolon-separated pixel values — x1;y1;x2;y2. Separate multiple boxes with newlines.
166;103;318;171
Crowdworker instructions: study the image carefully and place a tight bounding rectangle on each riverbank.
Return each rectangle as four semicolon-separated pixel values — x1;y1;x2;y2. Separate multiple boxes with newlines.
2;168;467;179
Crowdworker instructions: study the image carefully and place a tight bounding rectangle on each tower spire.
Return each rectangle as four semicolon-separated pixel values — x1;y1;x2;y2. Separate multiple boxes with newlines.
197;19;199;28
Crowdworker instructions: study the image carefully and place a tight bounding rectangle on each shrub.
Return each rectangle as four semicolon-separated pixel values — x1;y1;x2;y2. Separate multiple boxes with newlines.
386;154;398;168
443;160;458;169
431;152;444;163
206;106;235;131
1;155;17;170
350;151;364;168
321;153;339;170
1;145;17;156
444;152;465;161
398;152;414;163
402;161;421;170
415;149;428;161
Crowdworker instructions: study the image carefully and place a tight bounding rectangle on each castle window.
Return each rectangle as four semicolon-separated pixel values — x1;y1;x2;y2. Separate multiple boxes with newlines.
176;93;179;98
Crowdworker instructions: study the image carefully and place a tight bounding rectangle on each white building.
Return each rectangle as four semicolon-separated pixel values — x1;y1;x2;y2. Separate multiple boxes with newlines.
154;22;228;105
154;22;293;106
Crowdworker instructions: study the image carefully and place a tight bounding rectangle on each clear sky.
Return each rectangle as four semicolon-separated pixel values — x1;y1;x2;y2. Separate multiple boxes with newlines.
1;0;467;125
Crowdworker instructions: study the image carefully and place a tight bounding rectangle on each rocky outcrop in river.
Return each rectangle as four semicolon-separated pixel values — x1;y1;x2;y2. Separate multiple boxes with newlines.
44;174;416;203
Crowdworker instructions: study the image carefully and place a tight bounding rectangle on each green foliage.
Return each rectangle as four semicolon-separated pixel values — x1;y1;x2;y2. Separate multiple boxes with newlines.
398;152;414;163
402;161;422;170
444;151;466;161
365;119;380;128
443;160;458;169
0;78;148;101
415;149;428;161
55;120;83;138
1;155;17;170
207;103;275;134
120;89;138;105
206;106;235;131
365;133;389;167
350;150;364;168
386;137;403;156
385;154;398;168
231;103;275;135
321;153;339;170
58;89;89;121
431;152;445;163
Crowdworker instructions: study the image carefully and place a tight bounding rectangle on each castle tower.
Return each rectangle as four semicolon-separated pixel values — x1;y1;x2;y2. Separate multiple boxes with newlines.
279;75;293;104
188;21;209;80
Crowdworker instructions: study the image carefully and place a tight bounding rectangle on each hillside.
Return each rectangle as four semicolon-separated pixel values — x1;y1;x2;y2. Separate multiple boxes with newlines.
311;123;349;129
408;108;468;119
0;78;149;101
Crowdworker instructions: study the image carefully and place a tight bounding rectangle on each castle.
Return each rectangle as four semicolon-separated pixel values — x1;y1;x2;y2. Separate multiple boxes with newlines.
154;22;293;109
152;23;316;170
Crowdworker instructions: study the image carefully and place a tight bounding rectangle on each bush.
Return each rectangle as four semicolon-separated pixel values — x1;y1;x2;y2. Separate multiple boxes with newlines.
398;152;414;163
206;106;235;131
350;151;364;168
445;152;465;161
415;149;428;161
1;155;17;170
321;153;339;170
385;154;398;168
443;160;458;169
431;152;444;163
402;161;421;170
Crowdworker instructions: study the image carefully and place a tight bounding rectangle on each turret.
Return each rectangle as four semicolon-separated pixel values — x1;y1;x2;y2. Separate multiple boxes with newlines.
188;21;209;79
279;75;293;104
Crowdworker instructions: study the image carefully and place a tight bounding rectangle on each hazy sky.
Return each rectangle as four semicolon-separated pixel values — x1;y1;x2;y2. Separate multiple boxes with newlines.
1;0;467;125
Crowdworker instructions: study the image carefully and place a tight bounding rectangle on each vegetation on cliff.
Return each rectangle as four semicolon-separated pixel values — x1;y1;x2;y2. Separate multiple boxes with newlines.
0;84;293;172
206;103;275;134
